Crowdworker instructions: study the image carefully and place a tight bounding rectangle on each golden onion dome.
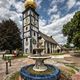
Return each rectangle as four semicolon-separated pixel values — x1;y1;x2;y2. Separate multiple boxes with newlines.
24;0;36;9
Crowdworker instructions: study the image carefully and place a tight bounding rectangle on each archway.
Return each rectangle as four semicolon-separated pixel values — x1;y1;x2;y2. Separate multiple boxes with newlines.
47;48;50;53
33;49;36;54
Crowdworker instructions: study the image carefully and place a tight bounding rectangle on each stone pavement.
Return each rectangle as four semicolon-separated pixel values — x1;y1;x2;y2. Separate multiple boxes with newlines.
0;57;35;80
0;54;80;80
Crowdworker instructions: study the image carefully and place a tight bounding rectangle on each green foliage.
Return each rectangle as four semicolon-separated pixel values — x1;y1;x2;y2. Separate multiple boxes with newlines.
73;33;80;48
62;11;80;48
0;19;22;51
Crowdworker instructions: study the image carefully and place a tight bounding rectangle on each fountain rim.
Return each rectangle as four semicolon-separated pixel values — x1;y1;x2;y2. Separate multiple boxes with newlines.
28;55;51;59
20;64;61;77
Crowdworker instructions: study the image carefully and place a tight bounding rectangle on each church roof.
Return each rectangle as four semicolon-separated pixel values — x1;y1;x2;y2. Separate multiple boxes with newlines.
39;31;58;45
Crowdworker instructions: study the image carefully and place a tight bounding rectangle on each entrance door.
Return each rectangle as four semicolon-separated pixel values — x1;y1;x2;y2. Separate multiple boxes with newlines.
48;48;50;53
33;49;36;54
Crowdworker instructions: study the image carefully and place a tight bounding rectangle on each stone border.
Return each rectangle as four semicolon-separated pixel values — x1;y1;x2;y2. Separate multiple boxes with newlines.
20;64;61;80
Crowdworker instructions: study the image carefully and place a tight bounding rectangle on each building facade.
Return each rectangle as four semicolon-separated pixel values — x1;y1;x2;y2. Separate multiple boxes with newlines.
39;32;61;54
23;0;61;53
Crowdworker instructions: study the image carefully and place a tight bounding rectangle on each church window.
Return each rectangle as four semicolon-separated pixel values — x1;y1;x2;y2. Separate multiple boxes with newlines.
26;49;28;52
26;38;28;45
26;38;28;41
26;27;28;30
34;31;36;36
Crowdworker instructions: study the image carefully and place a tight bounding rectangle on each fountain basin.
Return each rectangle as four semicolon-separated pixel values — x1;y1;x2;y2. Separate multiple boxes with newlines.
20;64;60;80
28;55;51;71
33;47;44;53
28;55;51;59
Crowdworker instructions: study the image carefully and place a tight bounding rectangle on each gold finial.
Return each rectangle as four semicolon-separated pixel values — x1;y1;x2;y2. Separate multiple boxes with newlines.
24;0;36;9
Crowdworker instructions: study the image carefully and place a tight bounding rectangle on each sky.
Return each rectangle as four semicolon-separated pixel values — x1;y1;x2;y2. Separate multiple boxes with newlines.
0;0;80;45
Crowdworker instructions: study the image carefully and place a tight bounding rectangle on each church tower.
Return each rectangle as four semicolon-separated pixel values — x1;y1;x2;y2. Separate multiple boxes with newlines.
23;0;39;53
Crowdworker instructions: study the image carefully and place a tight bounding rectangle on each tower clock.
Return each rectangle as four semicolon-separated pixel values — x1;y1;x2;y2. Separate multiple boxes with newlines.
23;0;39;53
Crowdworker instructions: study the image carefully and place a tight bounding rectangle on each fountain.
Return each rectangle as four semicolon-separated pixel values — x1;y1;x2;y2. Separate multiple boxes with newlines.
28;43;51;71
20;0;61;79
20;42;61;80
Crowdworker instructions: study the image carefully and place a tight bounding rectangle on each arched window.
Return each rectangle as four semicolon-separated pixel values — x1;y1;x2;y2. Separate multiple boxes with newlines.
26;27;28;30
34;31;36;36
26;38;28;45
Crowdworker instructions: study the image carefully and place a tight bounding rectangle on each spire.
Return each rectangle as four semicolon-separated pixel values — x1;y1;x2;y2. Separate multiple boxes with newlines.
24;0;36;9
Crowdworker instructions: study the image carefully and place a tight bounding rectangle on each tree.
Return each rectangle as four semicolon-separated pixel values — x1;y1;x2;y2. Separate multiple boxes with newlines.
62;11;80;48
0;19;22;52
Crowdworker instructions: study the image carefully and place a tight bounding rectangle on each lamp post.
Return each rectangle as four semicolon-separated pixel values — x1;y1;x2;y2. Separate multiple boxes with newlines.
4;54;14;74
6;61;8;74
8;57;11;66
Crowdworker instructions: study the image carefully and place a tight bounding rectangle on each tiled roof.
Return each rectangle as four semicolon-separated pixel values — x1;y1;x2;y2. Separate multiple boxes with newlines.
39;31;58;44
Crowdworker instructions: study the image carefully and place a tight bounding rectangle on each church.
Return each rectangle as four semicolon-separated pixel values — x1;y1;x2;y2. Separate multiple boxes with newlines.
23;0;61;53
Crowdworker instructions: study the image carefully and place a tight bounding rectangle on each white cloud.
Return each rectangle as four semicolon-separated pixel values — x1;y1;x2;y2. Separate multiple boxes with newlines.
39;18;47;26
76;1;80;6
0;0;10;9
50;0;65;6
0;0;22;29
49;12;60;22
53;34;67;44
36;0;43;9
66;0;76;10
15;2;24;13
39;12;75;44
0;0;80;45
48;5;58;15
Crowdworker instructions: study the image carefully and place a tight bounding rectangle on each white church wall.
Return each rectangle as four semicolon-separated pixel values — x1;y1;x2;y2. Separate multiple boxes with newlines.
24;38;30;53
24;32;30;38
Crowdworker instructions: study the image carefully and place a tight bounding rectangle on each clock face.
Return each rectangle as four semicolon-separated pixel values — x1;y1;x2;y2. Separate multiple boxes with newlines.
26;17;30;25
24;17;30;26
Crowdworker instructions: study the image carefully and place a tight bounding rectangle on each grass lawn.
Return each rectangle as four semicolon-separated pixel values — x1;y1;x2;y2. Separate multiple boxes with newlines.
65;64;79;71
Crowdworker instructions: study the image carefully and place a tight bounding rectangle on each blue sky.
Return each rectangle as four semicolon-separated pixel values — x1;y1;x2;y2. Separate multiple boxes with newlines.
0;0;80;45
